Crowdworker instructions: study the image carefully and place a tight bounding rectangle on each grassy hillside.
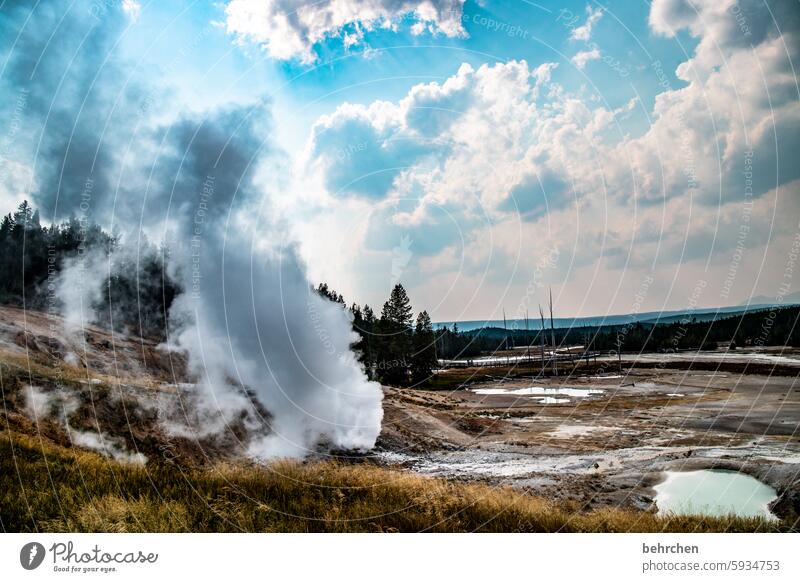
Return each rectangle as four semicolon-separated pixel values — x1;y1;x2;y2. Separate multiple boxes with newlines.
0;430;790;533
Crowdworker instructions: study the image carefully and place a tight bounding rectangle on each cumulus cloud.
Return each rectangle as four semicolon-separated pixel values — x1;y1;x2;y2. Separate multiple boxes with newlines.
571;48;601;69
224;0;467;63
570;5;603;41
307;61;552;206
308;1;799;209
301;0;800;312
648;0;799;78
631;0;800;203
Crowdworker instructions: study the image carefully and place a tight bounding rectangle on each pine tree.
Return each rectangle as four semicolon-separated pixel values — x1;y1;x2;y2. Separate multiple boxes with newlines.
411;310;437;385
363;304;375;324
316;282;347;307
349;302;369;374
383;283;413;330
13;200;33;229
0;201;178;338
0;213;14;236
376;284;414;385
360;304;377;378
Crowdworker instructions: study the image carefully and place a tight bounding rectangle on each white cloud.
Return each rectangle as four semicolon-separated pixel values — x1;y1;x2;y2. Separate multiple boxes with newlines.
571;48;600;69
122;0;142;22
648;0;699;38
306;58;618;213
307;17;797;212
224;0;467;63
570;5;603;41
295;0;799;316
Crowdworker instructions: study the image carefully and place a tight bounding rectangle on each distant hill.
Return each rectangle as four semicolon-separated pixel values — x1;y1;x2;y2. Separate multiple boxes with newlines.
434;305;800;358
436;300;800;332
742;292;800;307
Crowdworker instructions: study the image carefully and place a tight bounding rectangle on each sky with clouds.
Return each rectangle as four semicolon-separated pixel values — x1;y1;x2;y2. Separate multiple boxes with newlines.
1;0;798;322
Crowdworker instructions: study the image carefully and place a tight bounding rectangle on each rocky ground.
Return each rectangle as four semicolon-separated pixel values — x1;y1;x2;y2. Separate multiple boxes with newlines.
0;304;185;386
375;364;800;518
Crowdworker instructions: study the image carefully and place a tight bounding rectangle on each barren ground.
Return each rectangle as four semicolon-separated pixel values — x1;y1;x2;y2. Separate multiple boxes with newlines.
376;361;800;516
1;305;798;519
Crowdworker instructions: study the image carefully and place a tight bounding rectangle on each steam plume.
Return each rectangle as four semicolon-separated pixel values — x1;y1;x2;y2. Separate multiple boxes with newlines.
3;0;383;459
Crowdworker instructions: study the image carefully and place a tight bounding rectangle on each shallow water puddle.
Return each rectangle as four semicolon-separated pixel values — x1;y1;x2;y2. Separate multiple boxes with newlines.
654;469;777;519
538;397;571;404
545;424;614;437
473;386;603;398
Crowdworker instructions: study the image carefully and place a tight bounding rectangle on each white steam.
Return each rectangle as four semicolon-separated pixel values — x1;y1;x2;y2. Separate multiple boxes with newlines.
150;108;383;459
67;428;147;465
24;384;68;420
23;385;146;464
169;224;383;458
56;250;107;336
52;106;384;460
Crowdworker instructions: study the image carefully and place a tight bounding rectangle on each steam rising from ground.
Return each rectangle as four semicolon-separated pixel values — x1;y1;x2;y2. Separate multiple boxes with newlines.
56;251;107;336
67;429;147;465
170;237;384;458
3;0;383;459
24;385;146;465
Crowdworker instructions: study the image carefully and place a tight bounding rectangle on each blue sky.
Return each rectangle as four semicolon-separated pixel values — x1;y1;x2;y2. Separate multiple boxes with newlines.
1;0;798;321
120;1;696;147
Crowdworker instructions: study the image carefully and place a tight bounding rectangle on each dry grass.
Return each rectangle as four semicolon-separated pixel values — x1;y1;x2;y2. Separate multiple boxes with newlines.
0;430;789;533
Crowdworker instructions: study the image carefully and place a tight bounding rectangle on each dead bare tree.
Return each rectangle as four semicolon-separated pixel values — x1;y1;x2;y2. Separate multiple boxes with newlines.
538;304;546;375
525;309;531;366
549;288;557;377
502;308;509;365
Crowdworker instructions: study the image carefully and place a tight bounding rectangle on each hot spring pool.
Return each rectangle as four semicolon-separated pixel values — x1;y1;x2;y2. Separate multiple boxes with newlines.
654;469;777;519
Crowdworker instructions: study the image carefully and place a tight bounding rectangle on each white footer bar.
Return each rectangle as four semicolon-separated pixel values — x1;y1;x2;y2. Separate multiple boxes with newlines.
1;533;796;581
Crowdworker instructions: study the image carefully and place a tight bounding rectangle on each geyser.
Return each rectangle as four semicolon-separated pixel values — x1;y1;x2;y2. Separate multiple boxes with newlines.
3;0;383;459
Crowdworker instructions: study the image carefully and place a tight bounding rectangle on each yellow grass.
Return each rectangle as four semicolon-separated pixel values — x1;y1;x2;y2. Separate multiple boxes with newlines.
0;430;788;533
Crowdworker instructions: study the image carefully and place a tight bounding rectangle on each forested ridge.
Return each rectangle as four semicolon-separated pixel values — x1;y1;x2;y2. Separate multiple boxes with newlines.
0;201;178;339
449;307;800;357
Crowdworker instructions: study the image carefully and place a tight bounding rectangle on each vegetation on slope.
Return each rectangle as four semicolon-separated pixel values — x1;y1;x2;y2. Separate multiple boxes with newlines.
0;430;791;533
0;201;179;340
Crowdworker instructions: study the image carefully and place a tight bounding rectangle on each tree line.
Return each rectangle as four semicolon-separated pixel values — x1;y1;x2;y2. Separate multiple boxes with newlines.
0;200;179;339
319;280;799;385
585;308;800;352
316;282;438;386
0;201;444;382
451;307;800;355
